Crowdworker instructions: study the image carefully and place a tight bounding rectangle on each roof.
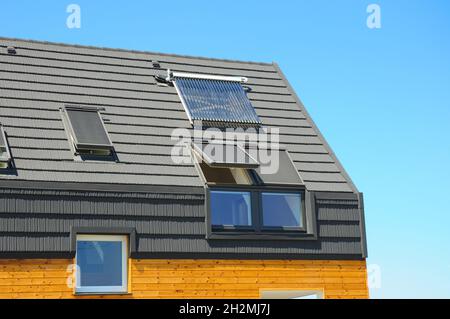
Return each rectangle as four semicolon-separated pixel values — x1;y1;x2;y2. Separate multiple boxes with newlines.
0;37;358;193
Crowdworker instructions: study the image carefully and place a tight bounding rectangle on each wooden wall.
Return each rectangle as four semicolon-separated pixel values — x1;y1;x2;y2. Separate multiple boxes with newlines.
0;259;368;299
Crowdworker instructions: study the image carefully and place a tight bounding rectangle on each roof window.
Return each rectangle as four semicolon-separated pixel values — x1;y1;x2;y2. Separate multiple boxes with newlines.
192;142;302;187
61;105;115;157
0;124;12;169
192;140;259;169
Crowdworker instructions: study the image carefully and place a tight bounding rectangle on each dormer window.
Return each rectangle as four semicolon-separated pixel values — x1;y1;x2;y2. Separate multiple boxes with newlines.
61;105;115;159
191;142;312;238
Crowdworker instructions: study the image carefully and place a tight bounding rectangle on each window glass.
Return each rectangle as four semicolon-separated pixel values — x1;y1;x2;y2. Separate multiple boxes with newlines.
262;192;302;227
76;235;127;293
62;105;114;156
210;191;252;227
252;150;303;185
66;107;112;148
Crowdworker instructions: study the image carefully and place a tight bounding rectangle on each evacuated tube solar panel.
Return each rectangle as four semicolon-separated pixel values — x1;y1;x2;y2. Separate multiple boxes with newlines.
65;108;113;150
174;78;262;125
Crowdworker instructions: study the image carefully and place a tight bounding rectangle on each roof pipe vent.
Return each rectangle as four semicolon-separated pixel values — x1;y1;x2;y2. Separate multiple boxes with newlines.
166;69;173;82
154;69;172;87
152;60;161;68
6;46;16;55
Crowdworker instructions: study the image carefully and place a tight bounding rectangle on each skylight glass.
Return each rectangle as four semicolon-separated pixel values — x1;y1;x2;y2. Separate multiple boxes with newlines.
251;149;303;185
62;105;114;155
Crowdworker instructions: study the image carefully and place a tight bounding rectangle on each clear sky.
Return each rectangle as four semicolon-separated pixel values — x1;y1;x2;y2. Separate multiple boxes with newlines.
1;0;449;298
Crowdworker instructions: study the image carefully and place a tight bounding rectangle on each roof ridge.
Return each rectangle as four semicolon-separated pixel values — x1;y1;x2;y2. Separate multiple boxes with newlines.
0;36;274;67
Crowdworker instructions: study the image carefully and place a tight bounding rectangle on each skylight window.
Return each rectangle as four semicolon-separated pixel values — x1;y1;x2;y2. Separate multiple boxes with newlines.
172;72;262;126
0;125;12;169
192;143;303;186
191;141;253;185
61;105;115;156
251;149;303;185
192;141;259;169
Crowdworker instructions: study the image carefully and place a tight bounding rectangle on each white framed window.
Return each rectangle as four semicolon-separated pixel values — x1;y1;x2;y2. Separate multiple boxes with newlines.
260;289;324;299
0;124;12;169
75;234;128;294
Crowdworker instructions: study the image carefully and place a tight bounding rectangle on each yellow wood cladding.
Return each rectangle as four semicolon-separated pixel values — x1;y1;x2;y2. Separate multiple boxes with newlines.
0;259;368;299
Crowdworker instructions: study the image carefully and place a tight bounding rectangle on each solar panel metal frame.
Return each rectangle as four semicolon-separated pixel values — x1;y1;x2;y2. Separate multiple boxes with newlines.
172;74;262;126
192;141;260;169
0;124;11;164
172;71;248;83
62;105;115;152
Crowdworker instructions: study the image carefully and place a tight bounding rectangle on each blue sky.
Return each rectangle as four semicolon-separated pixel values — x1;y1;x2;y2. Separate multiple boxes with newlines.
1;0;449;298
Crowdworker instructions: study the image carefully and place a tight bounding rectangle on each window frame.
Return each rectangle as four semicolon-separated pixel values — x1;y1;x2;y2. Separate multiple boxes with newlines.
60;105;115;158
0;125;12;168
192;140;260;169
250;148;304;186
191;145;254;186
206;185;314;240
260;289;325;299
75;234;128;294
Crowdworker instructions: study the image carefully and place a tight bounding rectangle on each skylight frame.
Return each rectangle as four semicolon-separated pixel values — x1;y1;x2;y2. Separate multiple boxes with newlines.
0;124;12;167
61;105;115;155
192;140;260;169
249;147;304;186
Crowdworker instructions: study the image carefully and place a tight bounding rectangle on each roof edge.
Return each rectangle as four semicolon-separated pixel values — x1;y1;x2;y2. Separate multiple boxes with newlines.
0;36;273;66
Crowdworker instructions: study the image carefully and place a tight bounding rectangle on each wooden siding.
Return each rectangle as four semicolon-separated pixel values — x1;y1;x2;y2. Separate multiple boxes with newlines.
0;259;368;299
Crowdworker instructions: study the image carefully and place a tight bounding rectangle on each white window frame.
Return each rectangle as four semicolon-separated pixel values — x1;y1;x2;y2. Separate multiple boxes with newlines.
260;289;324;299
0;125;12;168
75;234;128;294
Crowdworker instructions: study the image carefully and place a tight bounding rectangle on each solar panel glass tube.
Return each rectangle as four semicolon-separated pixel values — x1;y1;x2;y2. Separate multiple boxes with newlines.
174;77;261;125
